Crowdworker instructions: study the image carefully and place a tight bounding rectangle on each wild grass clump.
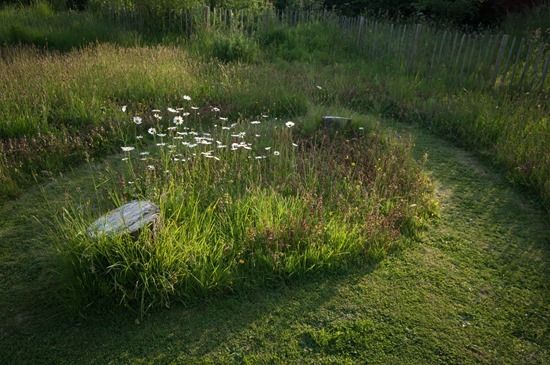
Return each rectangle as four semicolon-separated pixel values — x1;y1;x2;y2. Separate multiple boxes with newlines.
257;22;358;63
0;45;312;200
53;105;435;314
196;31;260;63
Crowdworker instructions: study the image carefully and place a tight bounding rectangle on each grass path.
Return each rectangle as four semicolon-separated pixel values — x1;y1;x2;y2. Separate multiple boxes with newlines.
0;120;548;364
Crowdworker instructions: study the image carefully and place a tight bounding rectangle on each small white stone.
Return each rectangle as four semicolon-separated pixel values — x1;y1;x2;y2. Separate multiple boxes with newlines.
87;201;160;238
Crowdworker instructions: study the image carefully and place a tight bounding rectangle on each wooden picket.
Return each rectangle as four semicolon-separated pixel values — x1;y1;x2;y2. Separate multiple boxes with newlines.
96;6;548;93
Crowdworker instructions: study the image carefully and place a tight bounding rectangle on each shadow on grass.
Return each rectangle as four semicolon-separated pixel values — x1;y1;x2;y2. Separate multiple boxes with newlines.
0;164;380;363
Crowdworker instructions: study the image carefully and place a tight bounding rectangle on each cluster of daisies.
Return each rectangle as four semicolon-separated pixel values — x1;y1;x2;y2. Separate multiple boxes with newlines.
119;96;298;171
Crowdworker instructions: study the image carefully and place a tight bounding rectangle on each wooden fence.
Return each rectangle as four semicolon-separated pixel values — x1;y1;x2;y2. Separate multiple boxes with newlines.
99;6;550;92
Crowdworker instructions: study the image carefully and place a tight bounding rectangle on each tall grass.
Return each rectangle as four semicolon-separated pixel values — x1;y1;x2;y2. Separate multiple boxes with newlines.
0;2;139;51
0;43;307;199
53;106;435;314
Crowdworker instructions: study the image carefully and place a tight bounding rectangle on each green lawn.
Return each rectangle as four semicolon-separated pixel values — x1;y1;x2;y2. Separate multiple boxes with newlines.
1;118;548;364
1;4;549;363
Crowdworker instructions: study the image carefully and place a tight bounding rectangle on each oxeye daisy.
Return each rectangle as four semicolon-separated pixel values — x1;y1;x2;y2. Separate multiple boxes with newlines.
121;146;135;152
148;128;157;135
285;121;295;128
133;116;142;125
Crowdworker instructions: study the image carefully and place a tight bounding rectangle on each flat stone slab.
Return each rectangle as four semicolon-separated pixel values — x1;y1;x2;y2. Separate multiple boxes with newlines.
322;116;352;128
87;200;160;238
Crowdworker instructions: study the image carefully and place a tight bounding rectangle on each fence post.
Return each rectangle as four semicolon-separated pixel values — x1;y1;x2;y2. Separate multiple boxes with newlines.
528;45;545;90
518;42;534;88
492;34;509;87
537;53;550;91
203;6;210;31
409;24;421;73
356;16;364;47
509;38;525;86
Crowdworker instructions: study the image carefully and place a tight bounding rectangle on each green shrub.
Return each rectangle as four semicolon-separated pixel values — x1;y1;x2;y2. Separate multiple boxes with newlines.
210;32;259;62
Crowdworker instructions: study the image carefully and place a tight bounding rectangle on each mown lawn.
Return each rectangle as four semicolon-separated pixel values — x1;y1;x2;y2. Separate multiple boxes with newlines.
1;119;548;364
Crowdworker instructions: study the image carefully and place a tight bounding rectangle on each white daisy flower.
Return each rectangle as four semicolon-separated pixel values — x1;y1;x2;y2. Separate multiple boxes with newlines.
273;151;280;156
285;121;295;128
167;107;178;113
121;146;135;152
133;116;142;125
250;121;261;125
148;128;157;135
173;116;184;125
122;105;127;113
183;95;192;101
157;133;167;137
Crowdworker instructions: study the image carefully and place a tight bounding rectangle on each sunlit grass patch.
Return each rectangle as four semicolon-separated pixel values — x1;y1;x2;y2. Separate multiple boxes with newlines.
0;2;139;51
52;106;435;315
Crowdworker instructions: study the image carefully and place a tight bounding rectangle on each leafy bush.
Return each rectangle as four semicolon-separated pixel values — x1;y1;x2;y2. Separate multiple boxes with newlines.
200;32;259;62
